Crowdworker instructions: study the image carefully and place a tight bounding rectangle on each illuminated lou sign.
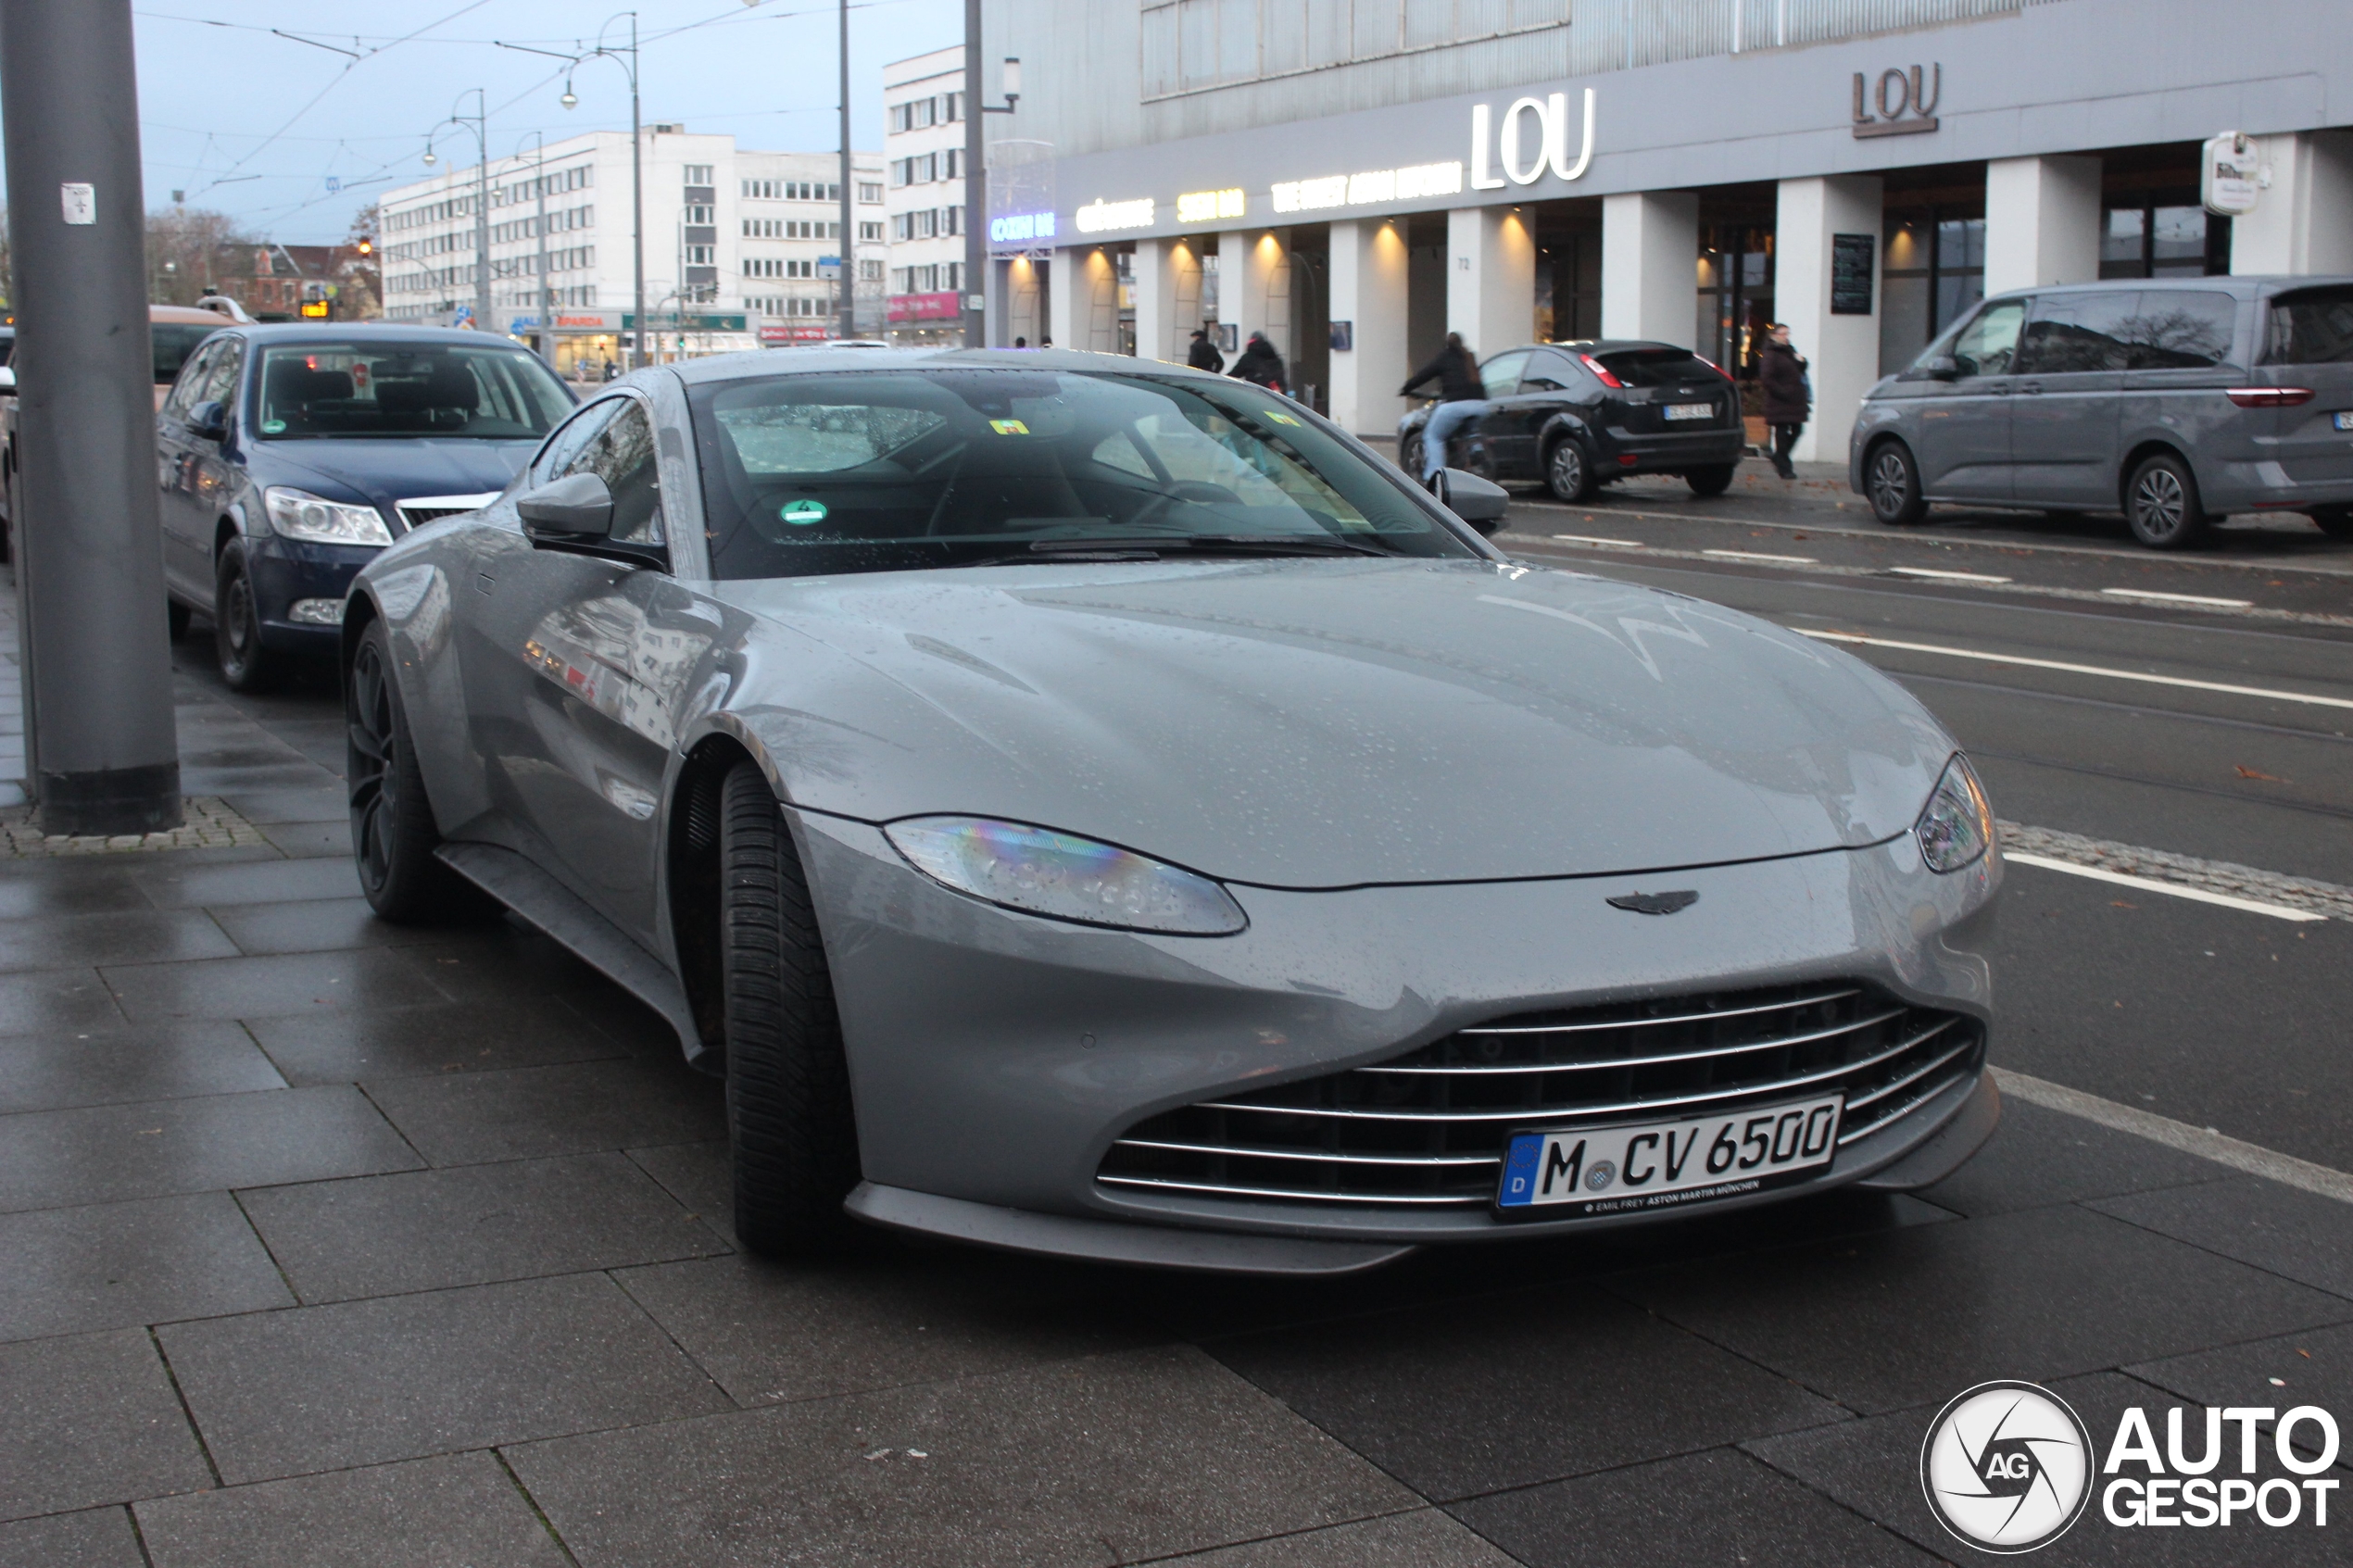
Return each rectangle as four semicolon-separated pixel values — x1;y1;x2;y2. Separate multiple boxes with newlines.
1469;87;1595;189
988;211;1057;245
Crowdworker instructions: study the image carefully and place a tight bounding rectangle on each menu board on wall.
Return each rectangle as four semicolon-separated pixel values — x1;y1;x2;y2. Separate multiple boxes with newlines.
1831;233;1875;315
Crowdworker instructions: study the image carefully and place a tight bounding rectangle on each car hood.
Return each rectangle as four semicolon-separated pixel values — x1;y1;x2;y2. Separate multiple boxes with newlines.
261;439;534;516
713;558;1954;888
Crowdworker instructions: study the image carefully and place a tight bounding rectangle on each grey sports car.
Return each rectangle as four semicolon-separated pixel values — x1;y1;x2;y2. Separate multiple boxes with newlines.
344;347;2003;1275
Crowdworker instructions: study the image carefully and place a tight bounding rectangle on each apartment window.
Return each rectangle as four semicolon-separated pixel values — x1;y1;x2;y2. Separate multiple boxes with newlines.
944;205;962;236
686;245;716;265
944;92;963;122
683;204;713;225
943;149;961;180
859;182;884;204
683;164;714;184
860;258;882;281
859;220;884;242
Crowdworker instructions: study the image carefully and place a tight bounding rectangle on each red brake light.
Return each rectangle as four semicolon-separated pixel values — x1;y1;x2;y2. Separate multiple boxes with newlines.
1579;353;1624;389
2226;386;2314;408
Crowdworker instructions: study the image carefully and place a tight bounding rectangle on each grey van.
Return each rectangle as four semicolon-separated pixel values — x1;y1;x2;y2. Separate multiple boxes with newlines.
1850;276;2353;548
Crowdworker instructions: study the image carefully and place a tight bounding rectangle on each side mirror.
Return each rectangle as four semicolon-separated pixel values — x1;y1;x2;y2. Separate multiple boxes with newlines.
1918;356;1962;382
517;470;616;540
188;399;228;440
1430;467;1510;533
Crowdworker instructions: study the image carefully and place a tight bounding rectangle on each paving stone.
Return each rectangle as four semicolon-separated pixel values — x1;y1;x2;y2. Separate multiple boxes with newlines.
207;897;436;957
131;858;360;909
0;1192;293;1341
1919;1098;2232;1219
100;948;452;1023
253;820;351;859
363;1058;724;1166
0;909;240;973
1609;1204;2353;1416
1207;1283;1845;1499
507;1345;1417;1568
0;1085;422;1214
1747;1370;2335;1564
625;1139;733;1236
135;1451;571;1568
0;1021;285;1114
159;1273;732;1484
219;790;346;825
1448;1448;1936;1568
0;863;154;920
177;766;342;795
2129;1319;2353;1472
0;1507;145;1567
2090;1177;2353;1299
245;998;637;1086
1155;1509;1521;1565
615;1247;1159;1407
0;1329;212;1522
0;969;128;1035
396;929;645;1008
242;1152;728;1302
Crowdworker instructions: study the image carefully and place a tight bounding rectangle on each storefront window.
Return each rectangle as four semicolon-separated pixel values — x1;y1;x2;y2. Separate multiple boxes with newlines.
1695;223;1772;383
2100;194;2229;279
1881;208;1983;376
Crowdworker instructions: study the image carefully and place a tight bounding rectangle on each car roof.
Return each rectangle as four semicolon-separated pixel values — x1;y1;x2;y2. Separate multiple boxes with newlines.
223;322;542;345
1987;275;2353;304
1521;340;1694;358
152;304;233;324
659;344;1235;388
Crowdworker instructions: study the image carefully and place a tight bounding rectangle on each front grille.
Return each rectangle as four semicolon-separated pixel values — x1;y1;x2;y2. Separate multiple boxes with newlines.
1096;983;1982;1210
394;494;498;531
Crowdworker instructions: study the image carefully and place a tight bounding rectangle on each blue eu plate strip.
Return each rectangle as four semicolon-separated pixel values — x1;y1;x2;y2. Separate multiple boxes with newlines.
1498;1132;1543;1207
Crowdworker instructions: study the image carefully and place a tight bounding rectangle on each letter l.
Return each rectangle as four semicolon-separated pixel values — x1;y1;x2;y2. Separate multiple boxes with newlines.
1471;104;1505;190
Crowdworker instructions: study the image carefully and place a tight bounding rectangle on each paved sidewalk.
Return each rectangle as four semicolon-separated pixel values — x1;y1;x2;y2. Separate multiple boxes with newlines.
0;576;2347;1564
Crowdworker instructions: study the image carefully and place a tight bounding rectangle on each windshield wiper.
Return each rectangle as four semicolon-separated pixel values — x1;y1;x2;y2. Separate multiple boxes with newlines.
969;533;1395;566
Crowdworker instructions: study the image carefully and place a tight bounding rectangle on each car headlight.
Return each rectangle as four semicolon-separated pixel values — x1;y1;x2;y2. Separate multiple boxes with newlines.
263;486;394;546
1915;754;1994;873
884;816;1248;935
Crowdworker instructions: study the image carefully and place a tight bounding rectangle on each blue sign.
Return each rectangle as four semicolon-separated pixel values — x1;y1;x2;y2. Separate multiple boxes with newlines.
451;305;474;328
988;211;1057;245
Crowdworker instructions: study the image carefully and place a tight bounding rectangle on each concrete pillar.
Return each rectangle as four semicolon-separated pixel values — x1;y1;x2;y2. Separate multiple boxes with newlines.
1776;174;1883;465
1000;255;1044;346
1327;218;1411;437
1220;228;1293;368
1045;250;1077;348
1046;245;1118;351
1446;206;1536;360
1132;236;1203;363
1601;191;1700;348
1982;156;2101;295
2230;131;2353;275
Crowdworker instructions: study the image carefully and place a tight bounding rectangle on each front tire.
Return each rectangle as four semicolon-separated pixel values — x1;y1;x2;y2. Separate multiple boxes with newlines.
2125;453;2208;549
2309;505;2353;540
347;619;479;922
1544;436;1597;504
719;759;861;1256
213;537;277;691
1399;432;1425;484
1685;463;1736;498
1864;440;1928;527
167;600;192;641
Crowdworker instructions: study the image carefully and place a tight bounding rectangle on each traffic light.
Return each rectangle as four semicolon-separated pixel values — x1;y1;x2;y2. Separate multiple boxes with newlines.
355;237;373;257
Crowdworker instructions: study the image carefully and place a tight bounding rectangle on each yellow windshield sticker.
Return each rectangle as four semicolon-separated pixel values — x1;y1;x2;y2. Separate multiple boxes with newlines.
989;418;1031;435
1266;411;1302;426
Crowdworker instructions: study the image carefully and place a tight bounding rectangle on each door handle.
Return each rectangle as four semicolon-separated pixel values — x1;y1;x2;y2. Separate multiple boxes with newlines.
2020;382;2044;395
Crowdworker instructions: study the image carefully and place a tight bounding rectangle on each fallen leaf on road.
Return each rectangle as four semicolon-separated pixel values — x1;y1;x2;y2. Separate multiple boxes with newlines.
2110;900;2135;909
2234;765;2287;782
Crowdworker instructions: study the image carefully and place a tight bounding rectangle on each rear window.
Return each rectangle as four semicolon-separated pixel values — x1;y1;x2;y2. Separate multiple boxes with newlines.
253;342;574;440
2265;286;2353;363
1592;348;1718;388
152;322;220;386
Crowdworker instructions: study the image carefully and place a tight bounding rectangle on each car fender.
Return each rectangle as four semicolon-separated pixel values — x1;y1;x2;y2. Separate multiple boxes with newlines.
1536;409;1597;457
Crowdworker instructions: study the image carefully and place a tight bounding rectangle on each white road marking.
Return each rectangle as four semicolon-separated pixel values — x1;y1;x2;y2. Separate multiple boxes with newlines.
1703;548;1817;565
1887;566;2012;584
2101;587;2255;608
1993;1068;2353;1206
1796;629;2353;711
2004;851;2326;922
1552;533;1644;548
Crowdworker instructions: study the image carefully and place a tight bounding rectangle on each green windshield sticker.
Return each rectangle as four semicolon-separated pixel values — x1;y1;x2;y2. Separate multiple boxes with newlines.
989;418;1030;435
778;498;829;526
1266;411;1302;425
261;419;286;434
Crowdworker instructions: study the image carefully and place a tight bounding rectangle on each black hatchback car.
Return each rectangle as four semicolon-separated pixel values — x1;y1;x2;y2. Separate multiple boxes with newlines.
1398;339;1747;503
156;323;578;687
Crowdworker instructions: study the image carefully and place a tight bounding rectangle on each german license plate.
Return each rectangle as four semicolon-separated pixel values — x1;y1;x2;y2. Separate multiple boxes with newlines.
1664;402;1714;420
1495;1094;1843;1216
2333;411;2353;431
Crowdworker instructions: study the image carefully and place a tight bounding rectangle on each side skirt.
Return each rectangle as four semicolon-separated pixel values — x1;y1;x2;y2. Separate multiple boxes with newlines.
433;841;720;1075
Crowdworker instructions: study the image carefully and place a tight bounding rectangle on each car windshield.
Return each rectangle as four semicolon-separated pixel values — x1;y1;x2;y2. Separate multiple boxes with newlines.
251;342;573;441
688;368;1473;580
152;322;219;386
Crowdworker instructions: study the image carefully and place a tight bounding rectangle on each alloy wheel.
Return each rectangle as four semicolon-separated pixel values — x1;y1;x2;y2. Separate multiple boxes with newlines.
1869;452;1909;516
347;641;398;893
2133;468;2185;540
1547;441;1587;502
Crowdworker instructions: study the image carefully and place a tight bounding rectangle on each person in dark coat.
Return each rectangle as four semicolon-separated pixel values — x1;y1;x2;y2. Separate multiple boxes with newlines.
1758;323;1810;479
1187;327;1225;373
1228;331;1286;393
1400;332;1488;484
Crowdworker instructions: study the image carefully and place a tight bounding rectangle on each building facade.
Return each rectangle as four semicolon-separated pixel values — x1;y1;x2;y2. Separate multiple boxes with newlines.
884;46;972;345
982;0;2353;458
380;128;884;373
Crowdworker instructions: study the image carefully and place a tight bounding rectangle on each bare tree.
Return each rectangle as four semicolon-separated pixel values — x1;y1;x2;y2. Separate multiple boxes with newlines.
337;202;384;320
145;207;255;306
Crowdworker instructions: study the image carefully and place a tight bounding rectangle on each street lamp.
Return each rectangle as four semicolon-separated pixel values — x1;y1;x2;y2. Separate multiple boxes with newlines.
963;0;1023;349
502;13;644;370
518;132;554;363
423;89;492;332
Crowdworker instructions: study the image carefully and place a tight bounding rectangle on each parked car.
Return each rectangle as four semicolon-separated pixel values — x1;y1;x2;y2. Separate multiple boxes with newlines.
1853;275;2353;547
156;322;577;687
343;346;2001;1273
1399;339;1747;504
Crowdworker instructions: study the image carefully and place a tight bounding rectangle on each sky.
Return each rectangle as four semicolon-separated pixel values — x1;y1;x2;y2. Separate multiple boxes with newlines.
6;0;964;244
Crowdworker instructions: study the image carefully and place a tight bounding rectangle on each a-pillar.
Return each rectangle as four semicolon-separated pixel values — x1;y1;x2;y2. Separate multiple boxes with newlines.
1776;175;1882;465
1219;228;1293;367
2230;132;2353;275
1327;218;1410;436
1982;156;2100;295
1446;206;1534;362
1600;191;1700;348
1132;236;1204;363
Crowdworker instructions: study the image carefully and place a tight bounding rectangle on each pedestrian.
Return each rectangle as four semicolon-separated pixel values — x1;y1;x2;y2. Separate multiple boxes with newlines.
1039;335;1051;348
1399;332;1487;486
1758;322;1810;480
1013;335;1026;348
1187;326;1225;373
600;356;618;383
1229;330;1287;394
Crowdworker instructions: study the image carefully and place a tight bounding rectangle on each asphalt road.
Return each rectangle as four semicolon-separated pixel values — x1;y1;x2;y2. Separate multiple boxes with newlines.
1494;466;2353;1173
